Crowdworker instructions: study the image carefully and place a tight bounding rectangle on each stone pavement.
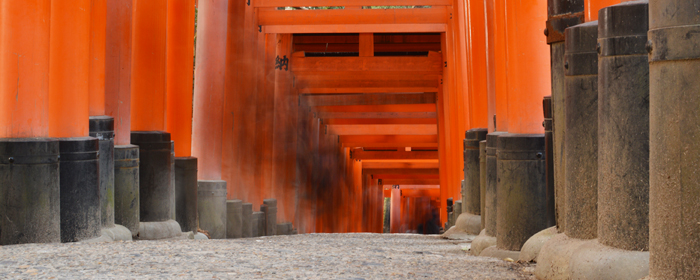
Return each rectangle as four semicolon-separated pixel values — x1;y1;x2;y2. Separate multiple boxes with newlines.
0;233;534;279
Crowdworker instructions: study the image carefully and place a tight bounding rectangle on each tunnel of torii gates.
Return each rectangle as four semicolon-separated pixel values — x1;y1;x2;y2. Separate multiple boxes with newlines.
3;0;700;272
0;0;644;233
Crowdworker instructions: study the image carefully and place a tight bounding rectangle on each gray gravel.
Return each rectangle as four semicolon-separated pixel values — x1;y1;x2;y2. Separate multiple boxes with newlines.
0;233;534;279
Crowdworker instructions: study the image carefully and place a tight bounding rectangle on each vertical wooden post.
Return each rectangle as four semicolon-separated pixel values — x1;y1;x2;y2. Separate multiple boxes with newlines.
191;0;229;179
466;0;489;128
485;0;497;132
359;33;374;57
105;0;133;145
494;0;509;132
390;186;401;233
222;0;244;199
272;33;296;220
89;0;107;117
166;0;196;157
49;0;91;138
0;0;51;138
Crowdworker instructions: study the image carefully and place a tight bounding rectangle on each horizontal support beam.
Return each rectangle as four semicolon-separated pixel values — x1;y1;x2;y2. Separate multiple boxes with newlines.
364;168;439;176
400;188;440;198
264;24;446;33
362;160;439;169
292;52;442;72
315;104;437;113
340;135;437;147
294;34;441;44
254;0;451;7
294;43;441;53
374;174;439;180
327;124;437;135
258;7;447;26
319;112;437;119
394;185;440;189
300;87;439;94
352;149;438;160
381;178;441;185
301;93;435;107
324;118;436;125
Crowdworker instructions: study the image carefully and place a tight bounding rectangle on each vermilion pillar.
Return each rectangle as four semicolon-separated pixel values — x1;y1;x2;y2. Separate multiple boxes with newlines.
584;0;621;21
191;0;228;180
166;0;196;157
130;0;167;132
49;0;91;138
494;0;508;132
466;0;489;129
505;0;550;134
89;0;107;117
105;0;133;146
390;186;401;233
485;0;497;132
0;0;50;138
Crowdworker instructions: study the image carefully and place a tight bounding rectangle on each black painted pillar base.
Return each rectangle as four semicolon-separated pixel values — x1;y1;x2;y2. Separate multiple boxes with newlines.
131;131;173;222
114;145;140;236
59;137;101;243
175;157;198;232
0;138;60;245
89;116;115;228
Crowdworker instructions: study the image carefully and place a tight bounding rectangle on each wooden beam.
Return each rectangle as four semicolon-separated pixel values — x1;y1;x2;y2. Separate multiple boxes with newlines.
362;160;439;169
396;185;440;189
381;178;441;185
324;118;436;125
340;135;437;146
265;24;445;34
301;93;435;107
254;0;451;7
301;87;439;94
364;168;439;175
294;43;441;53
400;188;440;198
327;124;437;135
258;7;447;26
319;112;436;119
352;149;438;160
291;52;442;72
316;104;436;113
293;34;441;44
359;33;374;57
374;174;439;180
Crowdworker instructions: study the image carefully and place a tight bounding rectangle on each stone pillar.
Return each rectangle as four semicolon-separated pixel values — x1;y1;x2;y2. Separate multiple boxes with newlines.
242;203;253;238
277;222;293;235
131;131;173;222
175;157;198;232
463;128;488;216
546;0;584;232
648;0;700;278
197;180;227;239
170;141;175;221
263;199;277;236
543;97;555;228
89;116;115;228
494;134;547;252
59;138;101;242
567;2;651;279
564;20;599;241
227;199;243;239
0;139;61;244
114;145;140;237
472;132;505;256
479;140;487;230
252;211;264;237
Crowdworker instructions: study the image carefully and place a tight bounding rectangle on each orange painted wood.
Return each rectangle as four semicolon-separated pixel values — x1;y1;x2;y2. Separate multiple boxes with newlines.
401;188;440;198
292;53;442;72
364;168;439;175
318;112;437;119
374;174;439;180
253;0;451;7
390;187;401;233
351;150;438;160
359;33;374;57
191;0;228;179
384;179;441;185
254;33;277;215
505;0;550;134
485;0;497;131
361;160;439;169
324;119;436;125
343;142;438;148
166;0;196;157
48;0;91;138
0;0;51;138
301;93;436;107
395;185;440;189
436;74;450;224
294;43;441;53
294;34;440;44
494;0;508;132
327;124;437;135
340;135;438;148
585;0;621;22
258;7;447;26
315;104;436;113
301;87;439;94
264;24;446;34
465;0;489;129
105;0;133;145
130;0;167;132
88;0;107;116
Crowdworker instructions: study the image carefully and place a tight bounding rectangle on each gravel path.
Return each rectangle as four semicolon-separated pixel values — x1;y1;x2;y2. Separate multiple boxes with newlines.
0;233;534;279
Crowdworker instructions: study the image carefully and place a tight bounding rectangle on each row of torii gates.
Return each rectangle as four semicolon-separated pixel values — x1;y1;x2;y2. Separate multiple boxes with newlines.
2;0;700;279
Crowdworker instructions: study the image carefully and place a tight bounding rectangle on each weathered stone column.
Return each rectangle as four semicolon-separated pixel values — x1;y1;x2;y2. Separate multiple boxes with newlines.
59;138;101;242
89;116;115;228
536;19;599;279
263;199;278;236
242;203;253;238
648;0;700;278
252;211;264;237
479;140;487;230
461;129;488;231
197;180;227;239
0;139;61;245
114;145;140;237
471;132;505;256
131;131;174;222
227;199;243;239
175;157;198;232
568;2;651;279
277;222;293;235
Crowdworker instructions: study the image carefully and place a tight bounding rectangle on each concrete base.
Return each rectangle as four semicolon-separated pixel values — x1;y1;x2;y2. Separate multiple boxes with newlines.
471;229;497;256
136;220;183;240
534;233;588;280
569;239;649;280
193;232;209;240
455;212;481;235
479;245;520;261
441;226;476;241
519;226;558;263
101;224;133;241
